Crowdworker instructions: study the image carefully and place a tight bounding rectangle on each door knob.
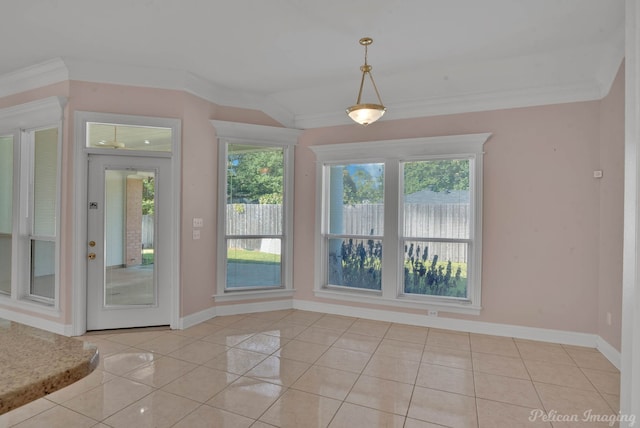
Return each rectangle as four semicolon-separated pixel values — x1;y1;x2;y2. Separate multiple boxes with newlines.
89;241;96;247
88;253;96;260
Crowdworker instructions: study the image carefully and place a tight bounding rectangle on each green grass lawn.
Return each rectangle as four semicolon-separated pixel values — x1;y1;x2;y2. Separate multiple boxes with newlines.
142;248;154;265
228;248;281;264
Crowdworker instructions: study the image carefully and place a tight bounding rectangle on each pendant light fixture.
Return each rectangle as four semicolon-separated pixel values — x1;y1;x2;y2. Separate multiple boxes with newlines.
346;37;386;125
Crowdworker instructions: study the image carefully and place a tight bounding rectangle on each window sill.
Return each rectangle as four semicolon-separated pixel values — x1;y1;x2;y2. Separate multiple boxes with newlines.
314;289;481;316
213;288;295;302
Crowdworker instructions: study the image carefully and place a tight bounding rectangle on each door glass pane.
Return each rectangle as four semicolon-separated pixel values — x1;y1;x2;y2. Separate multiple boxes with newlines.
0;135;12;294
33;128;58;237
104;169;156;306
87;123;172;152
403;159;470;239
226;238;281;288
30;240;55;299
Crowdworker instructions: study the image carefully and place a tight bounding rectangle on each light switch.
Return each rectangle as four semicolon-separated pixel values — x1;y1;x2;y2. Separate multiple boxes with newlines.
193;217;204;228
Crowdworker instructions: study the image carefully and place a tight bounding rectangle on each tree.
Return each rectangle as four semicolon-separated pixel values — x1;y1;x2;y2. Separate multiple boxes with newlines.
227;147;284;203
142;177;155;215
342;165;384;205
404;159;469;194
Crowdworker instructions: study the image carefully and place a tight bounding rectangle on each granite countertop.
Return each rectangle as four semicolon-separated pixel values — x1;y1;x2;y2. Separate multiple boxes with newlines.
0;318;99;414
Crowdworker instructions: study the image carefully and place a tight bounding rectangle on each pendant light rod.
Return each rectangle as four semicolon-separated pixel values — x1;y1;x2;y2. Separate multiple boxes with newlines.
347;37;386;126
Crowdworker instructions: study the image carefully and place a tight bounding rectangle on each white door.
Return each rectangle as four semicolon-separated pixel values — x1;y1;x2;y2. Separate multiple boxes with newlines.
87;154;172;330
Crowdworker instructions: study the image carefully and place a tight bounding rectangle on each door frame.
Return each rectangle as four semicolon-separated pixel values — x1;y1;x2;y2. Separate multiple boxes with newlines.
71;111;181;335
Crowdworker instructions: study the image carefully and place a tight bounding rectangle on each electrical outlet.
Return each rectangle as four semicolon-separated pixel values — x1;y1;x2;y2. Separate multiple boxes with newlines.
193;217;204;228
192;229;201;240
427;310;438;317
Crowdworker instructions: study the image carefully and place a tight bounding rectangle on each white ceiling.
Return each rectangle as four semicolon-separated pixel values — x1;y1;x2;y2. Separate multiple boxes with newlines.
0;0;625;128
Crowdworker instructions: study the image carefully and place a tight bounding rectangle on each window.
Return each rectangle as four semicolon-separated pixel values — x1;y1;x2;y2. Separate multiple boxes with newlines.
326;163;384;291
212;121;300;301
30;128;59;301
401;159;471;300
0;134;13;296
86;122;173;152
311;133;489;314
0;97;64;309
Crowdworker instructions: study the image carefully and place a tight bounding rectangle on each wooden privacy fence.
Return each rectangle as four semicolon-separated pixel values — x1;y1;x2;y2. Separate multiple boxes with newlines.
141;215;154;249
227;204;283;252
222;203;470;262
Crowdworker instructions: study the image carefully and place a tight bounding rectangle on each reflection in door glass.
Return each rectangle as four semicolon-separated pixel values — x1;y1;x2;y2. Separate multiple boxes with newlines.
104;169;156;306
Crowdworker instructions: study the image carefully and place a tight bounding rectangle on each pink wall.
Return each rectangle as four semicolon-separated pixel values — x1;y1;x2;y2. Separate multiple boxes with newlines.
179;95;281;315
599;64;625;350
0;80;281;326
0;72;624;346
294;99;608;334
67;83;279;319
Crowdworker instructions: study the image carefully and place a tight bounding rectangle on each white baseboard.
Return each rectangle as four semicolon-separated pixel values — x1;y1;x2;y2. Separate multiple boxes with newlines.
596;336;622;370
0;308;72;336
0;296;623;371
178;306;218;330
214;299;293;317
178;299;294;329
292;299;622;368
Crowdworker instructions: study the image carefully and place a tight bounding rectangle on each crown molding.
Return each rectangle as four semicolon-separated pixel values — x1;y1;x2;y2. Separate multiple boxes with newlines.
0;96;66;130
0;58;68;99
294;80;606;129
64;58;185;90
63;59;297;126
211;120;301;146
64;59;296;128
0;58;296;128
595;28;626;98
0;44;624;131
184;73;295;128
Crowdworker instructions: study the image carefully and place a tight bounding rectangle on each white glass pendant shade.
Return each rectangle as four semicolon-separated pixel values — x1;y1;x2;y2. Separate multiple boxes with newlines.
346;104;386;126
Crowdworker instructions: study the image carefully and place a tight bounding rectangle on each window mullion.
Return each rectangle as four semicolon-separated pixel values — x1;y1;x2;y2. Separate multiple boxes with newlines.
18;131;33;300
381;159;399;299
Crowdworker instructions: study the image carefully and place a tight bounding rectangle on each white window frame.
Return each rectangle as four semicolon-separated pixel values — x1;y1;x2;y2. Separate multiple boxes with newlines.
0;97;65;315
211;121;300;302
311;133;490;315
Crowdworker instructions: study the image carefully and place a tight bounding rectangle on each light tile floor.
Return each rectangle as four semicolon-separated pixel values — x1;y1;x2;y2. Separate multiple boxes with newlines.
0;310;622;428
